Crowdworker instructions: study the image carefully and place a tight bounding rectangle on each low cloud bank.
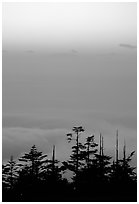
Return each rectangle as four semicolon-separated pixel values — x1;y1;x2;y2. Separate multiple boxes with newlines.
2;127;69;161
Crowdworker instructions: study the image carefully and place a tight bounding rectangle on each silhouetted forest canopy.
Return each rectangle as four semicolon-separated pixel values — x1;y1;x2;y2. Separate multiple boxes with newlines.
2;126;137;202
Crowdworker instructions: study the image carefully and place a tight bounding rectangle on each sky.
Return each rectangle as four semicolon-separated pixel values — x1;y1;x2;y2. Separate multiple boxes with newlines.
2;3;137;164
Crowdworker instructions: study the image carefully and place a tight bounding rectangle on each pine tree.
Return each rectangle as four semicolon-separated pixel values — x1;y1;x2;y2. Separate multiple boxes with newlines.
82;135;98;168
109;135;137;201
2;156;19;189
16;145;48;201
2;156;20;201
2;164;9;189
75;135;98;196
19;145;47;179
93;134;111;199
121;141;136;184
43;145;61;183
62;126;85;191
95;134;111;181
40;145;69;201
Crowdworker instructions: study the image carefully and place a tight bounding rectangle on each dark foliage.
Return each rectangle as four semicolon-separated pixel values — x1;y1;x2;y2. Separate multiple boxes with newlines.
2;127;137;202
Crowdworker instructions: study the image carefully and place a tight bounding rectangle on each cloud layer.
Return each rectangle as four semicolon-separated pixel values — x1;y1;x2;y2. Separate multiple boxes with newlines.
119;44;137;49
2;113;137;166
3;127;70;161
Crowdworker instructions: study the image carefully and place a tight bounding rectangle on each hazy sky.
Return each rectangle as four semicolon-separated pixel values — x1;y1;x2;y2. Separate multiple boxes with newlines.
2;3;137;164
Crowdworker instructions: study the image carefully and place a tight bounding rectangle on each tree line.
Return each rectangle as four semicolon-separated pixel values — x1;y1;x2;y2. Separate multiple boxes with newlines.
2;126;137;202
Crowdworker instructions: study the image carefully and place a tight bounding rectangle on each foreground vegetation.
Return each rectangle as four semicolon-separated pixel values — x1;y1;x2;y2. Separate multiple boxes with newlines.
2;126;137;202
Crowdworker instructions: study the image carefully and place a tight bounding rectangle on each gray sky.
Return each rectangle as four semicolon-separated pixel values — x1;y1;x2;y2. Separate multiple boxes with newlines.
2;3;137;164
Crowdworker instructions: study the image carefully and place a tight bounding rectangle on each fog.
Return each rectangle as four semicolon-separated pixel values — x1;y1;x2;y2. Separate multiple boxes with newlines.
2;3;137;164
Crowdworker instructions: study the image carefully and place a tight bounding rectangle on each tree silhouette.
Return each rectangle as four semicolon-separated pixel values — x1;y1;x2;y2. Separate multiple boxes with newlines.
63;126;85;192
95;135;111;181
2;156;20;201
75;135;98;198
19;145;47;178
110;142;137;201
2;156;18;189
82;135;98;168
16;145;48;201
2;127;137;202
41;145;62;188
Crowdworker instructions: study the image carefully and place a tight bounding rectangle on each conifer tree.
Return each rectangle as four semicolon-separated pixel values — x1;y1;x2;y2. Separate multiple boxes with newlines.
19;145;47;179
43;145;61;183
2;156;19;189
16;145;48;201
75;135;98;195
2;156;21;201
62;126;85;190
94;134;111;198
2;128;137;202
2;164;9;189
109;135;137;201
83;135;98;168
